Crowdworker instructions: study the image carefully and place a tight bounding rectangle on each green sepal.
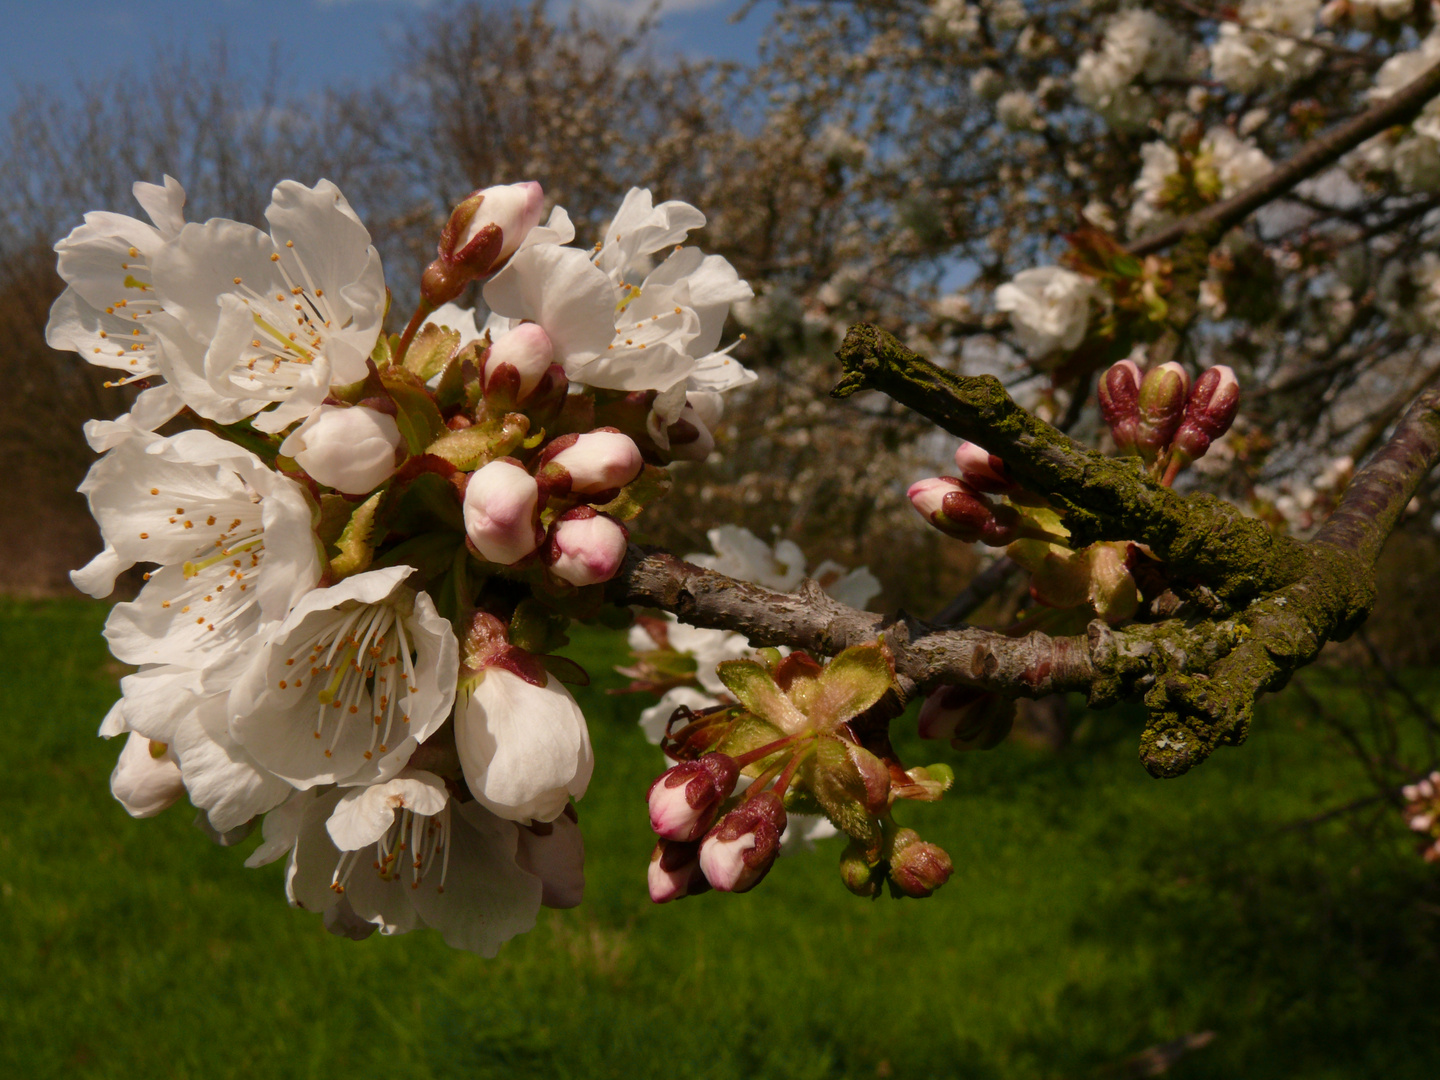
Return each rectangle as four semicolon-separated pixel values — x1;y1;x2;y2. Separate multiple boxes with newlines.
509;597;572;655
380;369;447;454
369;531;466;582
807;734;883;857
387;471;464;536
425;412;529;471
540;654;590;687
314;494;355;553
403;323;460;381
595;464;674;523
717;659;809;734
802;642;895;729
370;331;395;370
330;490;385;579
713;710;788;764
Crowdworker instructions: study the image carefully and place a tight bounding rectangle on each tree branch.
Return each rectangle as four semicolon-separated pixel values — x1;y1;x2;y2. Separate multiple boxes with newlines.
833;323;1309;601
1131;59;1440;256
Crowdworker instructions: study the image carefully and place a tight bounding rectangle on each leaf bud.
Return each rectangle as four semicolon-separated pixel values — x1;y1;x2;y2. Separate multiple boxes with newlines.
887;829;954;898
1097;359;1141;453
699;790;787;893
648;839;709;903
1133;362;1191;463
646;752;740;842
1172;365;1239;464
462;459;542;565
544;507;629;587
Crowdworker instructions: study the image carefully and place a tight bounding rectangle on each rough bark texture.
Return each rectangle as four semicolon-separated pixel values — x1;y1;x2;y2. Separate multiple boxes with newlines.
611;328;1440;781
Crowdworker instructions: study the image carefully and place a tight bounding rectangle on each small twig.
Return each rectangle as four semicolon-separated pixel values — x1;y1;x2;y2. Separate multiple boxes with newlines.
932;556;1021;627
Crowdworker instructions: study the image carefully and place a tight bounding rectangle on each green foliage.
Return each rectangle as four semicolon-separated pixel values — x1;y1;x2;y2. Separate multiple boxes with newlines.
3;600;1439;1079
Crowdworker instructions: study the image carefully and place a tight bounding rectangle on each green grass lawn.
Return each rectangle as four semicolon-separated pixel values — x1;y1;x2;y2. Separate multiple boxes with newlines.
3;597;1439;1079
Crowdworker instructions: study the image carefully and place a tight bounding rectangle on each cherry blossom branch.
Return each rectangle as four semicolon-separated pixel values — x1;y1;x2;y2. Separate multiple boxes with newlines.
833;323;1309;602
1130;59;1440;256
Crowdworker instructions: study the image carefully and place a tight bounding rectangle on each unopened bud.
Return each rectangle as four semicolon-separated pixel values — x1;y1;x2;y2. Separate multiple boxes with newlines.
887;829;954;898
699;789;787;893
839;839;883;898
423;181;546;305
463;459;542;565
110;731;185;818
907;477;1019;546
278;404;403;495
482;322;554;402
1133;362;1190;463
539;429;644;500
647;752;740;841
648;838;709;903
1098;359;1142;453
545;507;629;587
953;441;1016;494
1172;365;1239;464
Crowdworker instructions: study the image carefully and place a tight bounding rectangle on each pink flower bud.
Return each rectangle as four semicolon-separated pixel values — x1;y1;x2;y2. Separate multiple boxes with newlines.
916;684;987;740
110;731;184;819
541;429;644;498
1134;362;1190;463
483;322;555;401
698;790;787;893
887;829;954;898
907;477;1018;546
954;441;1016;494
1172;365;1240;463
918;686;1015;750
648;838;709;903
1098;360;1141;454
545;507;629;586
646;752;740;841
463;459;542;565
422;182;546;305
278;404;403;495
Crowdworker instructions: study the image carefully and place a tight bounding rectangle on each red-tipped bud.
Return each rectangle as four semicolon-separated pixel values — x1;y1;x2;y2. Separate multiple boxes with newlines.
1172;365;1239;464
463;459;543;565
646;752;740;842
422;182;546;305
954;441;1017;494
1098;360;1142;454
887;829;954;898
1134;362;1190;463
908;477;1018;545
648;839;710;903
544;507;629;587
482;322;555;403
699;790;787;893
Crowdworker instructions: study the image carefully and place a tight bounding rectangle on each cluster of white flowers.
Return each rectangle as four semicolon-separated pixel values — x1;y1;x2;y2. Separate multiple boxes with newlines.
994;266;1103;360
627;527;880;853
1353;33;1440;192
996;90;1045;132
61;175;754;953
1379;250;1440;334
1127;128;1272;234
925;0;982;42
1210;0;1324;92
1073;9;1189;132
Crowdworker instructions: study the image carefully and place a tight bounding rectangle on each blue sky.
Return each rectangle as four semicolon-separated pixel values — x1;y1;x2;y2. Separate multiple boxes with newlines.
0;0;766;117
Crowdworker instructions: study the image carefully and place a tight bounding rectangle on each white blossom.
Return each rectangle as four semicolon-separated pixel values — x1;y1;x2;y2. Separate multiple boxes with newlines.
996;90;1045;132
1073;9;1187;131
994;266;1101;359
1127;140;1183;234
278;404;402;494
109;730;185;818
1210;0;1324;93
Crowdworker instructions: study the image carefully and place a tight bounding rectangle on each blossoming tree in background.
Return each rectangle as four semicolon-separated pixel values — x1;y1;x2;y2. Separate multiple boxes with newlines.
35;0;1440;951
